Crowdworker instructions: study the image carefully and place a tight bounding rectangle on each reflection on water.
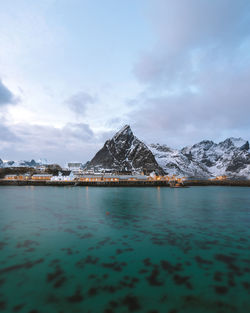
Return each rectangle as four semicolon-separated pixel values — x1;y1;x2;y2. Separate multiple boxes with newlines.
0;186;250;313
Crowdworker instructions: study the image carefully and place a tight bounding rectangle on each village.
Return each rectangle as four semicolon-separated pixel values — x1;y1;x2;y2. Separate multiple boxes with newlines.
1;162;189;185
3;169;185;184
1;162;231;187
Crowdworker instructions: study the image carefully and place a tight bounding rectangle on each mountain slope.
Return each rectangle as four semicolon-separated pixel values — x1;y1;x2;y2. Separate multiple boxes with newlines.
181;138;250;178
86;125;164;174
150;138;250;178
149;144;210;177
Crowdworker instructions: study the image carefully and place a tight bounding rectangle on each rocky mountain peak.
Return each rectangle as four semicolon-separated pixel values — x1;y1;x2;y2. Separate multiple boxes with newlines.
195;140;215;150
86;126;164;174
219;137;248;150
113;124;133;141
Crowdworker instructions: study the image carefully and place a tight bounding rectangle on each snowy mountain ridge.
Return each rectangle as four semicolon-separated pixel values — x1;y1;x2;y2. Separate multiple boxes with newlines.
150;137;250;178
0;158;50;168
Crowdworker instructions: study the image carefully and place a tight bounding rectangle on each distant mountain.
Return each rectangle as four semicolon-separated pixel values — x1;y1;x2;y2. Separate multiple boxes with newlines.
36;158;50;165
149;144;210;177
86;125;164;174
150;137;250;178
181;138;250;178
0;159;49;168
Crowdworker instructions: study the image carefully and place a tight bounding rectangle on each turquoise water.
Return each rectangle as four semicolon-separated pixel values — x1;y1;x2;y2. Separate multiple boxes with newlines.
0;186;250;313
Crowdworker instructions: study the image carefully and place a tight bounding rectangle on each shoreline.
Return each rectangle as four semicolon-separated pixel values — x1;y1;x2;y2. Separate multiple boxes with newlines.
0;179;250;187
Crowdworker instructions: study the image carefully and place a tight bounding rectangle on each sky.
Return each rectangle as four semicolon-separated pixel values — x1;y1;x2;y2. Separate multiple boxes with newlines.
1;0;250;164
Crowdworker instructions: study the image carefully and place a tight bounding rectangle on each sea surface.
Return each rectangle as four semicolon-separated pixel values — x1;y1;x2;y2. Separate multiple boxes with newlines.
0;186;250;313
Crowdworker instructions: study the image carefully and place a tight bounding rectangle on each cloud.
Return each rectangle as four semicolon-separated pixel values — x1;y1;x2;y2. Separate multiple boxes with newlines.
105;117;123;127
65;91;97;116
0;121;102;164
0;79;19;106
129;65;250;147
129;0;250;147
13;122;95;148
134;0;250;86
62;123;94;141
0;122;20;143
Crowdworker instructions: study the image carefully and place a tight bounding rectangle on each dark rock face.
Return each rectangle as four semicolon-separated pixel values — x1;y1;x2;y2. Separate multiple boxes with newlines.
241;141;249;151
226;151;250;173
86;125;165;174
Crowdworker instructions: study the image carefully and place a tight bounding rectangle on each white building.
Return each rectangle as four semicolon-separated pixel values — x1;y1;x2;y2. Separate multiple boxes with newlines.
51;171;75;181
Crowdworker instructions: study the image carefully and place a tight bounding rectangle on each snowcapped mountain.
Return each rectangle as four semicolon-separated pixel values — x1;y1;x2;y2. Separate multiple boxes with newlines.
36;158;50;165
86;125;164;174
181;138;250;178
0;159;50;168
149;144;210;177
150;137;250;178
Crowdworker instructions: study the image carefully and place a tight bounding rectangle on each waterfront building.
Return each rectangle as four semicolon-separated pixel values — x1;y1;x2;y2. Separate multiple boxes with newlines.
51;171;75;181
4;174;30;180
4;174;19;180
118;175;148;181
31;174;53;181
103;175;119;182
77;174;149;182
214;175;228;180
79;175;105;182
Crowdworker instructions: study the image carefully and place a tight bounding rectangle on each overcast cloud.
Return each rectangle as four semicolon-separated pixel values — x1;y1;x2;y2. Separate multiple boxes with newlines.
0;120;100;164
130;0;250;147
66;91;97;116
0;0;250;162
0;79;18;106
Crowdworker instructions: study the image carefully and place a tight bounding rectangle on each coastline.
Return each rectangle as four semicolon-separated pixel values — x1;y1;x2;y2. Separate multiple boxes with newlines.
0;179;250;187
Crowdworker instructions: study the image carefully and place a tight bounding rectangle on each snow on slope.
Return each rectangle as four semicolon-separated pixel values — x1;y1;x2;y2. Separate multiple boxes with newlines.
150;138;250;178
149;144;210;177
0;158;50;168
